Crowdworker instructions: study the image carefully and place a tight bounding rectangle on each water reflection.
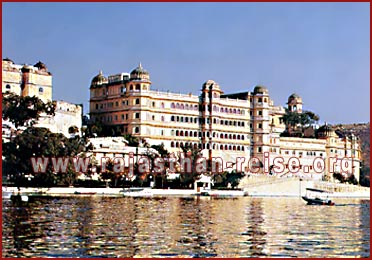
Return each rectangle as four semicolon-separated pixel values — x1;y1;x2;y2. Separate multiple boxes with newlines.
2;197;370;257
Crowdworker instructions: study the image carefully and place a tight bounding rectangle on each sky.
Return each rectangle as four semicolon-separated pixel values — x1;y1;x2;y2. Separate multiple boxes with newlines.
2;2;370;124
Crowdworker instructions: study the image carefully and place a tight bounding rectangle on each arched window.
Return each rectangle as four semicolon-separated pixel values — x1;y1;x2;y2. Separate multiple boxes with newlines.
161;116;165;122
185;131;188;137
176;130;179;136
220;145;224;150
171;103;175;109
180;104;184;109
171;142;175;148
135;84;140;90
185;104;189;110
176;103;180;109
161;102;165;109
176;142;179;148
134;127;140;133
39;87;44;93
180;131;184;136
6;84;11;90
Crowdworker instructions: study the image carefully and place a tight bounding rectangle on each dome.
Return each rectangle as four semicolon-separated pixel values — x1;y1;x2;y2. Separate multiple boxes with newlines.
130;62;150;80
91;70;108;86
3;57;14;63
253;85;268;94
34;61;48;70
288;93;301;100
202;80;222;93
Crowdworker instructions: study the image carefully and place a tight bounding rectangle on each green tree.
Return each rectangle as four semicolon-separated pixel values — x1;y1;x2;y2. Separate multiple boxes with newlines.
123;134;140;147
178;144;203;188
2;92;55;129
2;127;87;187
281;109;319;137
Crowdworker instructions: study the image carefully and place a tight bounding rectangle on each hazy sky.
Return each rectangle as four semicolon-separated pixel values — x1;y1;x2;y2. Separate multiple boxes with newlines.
3;2;370;124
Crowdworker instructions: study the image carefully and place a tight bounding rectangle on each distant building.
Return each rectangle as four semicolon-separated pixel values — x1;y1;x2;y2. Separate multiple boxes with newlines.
2;58;52;103
2;58;82;138
88;63;362;182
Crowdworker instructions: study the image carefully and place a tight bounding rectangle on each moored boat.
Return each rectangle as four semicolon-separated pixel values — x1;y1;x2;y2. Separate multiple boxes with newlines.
302;188;335;206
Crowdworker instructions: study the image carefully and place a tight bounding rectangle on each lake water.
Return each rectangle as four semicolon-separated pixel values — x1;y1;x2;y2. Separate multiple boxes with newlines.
2;196;370;258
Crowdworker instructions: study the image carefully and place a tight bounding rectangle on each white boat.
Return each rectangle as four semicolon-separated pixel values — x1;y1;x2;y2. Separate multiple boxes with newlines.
121;187;153;197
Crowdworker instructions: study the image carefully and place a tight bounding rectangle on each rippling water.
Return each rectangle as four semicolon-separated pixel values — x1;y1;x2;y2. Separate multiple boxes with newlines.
2;196;370;257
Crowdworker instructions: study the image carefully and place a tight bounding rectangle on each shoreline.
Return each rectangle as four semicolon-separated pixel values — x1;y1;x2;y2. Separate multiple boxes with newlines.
2;186;370;199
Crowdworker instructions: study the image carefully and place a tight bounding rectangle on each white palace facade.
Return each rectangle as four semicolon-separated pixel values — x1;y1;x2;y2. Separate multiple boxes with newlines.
89;64;361;181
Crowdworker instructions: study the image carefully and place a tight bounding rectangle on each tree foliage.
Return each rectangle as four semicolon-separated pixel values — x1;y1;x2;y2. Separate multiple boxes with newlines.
2;127;87;187
2;92;55;128
281;109;320;137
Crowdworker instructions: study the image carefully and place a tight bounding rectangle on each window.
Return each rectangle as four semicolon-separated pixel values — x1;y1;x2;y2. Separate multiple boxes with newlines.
161;116;165;122
96;104;98;109
135;113;140;119
114;115;118;121
39;87;44;93
134;127;140;133
5;84;11;90
258;98;262;103
258;123;262;129
258;110;262;116
135;84;140;90
258;147;262;153
121;114;125;120
161;102;165;109
115;101;119;107
135;98;140;105
152;115;155;121
152;102;155;107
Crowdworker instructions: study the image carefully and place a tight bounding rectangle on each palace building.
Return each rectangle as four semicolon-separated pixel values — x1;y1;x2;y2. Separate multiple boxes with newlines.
2;58;53;103
89;63;361;181
2;58;82;139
